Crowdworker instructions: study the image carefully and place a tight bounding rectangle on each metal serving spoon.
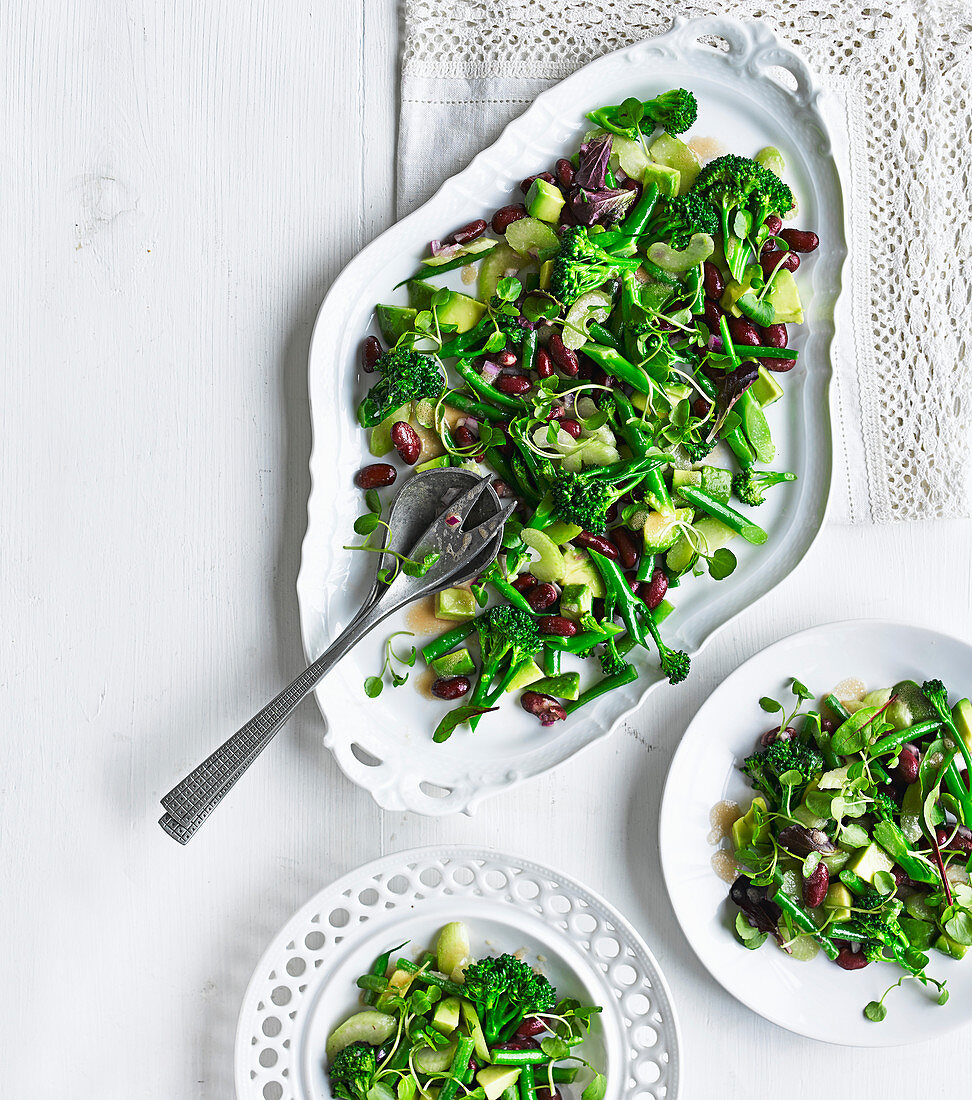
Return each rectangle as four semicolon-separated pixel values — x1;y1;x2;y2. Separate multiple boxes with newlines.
159;469;508;843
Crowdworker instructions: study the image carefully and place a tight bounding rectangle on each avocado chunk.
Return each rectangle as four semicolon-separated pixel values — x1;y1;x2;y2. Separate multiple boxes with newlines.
560;548;605;597
822;883;853;922
369;405;411;457
375;304;417;346
432;996;461;1036
751;365;784;407
478;1067;522;1100
642;507;693;555
722;266;804;325
701;466;733;505
505;659;544;693
436;291;486;333
431;648;475;677
560;582;593;623
649;134;702;194
435;587;478;622
641;160;680;200
954;698;972;751
406;278;440;310
848;841;895;884
526;177;565;223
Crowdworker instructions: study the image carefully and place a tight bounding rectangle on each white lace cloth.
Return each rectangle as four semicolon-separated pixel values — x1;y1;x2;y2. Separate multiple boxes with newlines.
398;0;972;524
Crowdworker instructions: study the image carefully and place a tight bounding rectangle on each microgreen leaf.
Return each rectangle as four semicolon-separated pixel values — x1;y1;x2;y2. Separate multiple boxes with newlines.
582;1074;607;1100
732;209;753;238
354;513;381;535
708;547;737;580
540;1036;571;1061
485;330;506;353
802;851;821;877
365;488;382;514
364;676;384;698
495;276;522;301
873;870;897;897
522;295;559;322
431;286;452;308
945;911;972;946
864;1000;887;1022
791;678;813;701
759;697;784;714
617;96;645;131
938;986;950;1006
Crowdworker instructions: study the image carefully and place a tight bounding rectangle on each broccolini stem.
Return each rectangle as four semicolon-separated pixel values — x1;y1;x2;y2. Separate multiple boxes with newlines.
582;342;668;390
564;664;638;715
445;390;507;423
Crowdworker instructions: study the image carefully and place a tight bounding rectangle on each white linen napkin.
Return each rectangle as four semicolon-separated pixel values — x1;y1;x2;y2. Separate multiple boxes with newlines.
398;0;972;524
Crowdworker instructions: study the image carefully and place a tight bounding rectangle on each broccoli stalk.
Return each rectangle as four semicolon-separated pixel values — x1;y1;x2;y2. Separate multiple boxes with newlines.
550;225;643;308
587;88;698;139
921;679;972;824
329;1042;378;1100
461;954;557;1044
357;347;445;428
588;549;690;684
731;469;797;506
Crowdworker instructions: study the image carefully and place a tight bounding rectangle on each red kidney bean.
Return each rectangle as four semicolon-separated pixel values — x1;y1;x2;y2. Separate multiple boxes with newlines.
558;418;582;439
519;171;557;194
361;335;382;373
575;531;619;560
520;691;567;726
495;1038;540;1052
760;323;788;348
453;424;477;449
527;583;558;612
692;396;712;418
545;404;566;421
760;725;796;748
821;717;836;734
621;178;641;196
760;249;800;279
547;333;579;376
644;568;669;611
803;861;830;908
492;479;512;498
537;616;578;638
763;214;783;236
936;824;972;854
702;261;725;300
555;158;575;188
702;299;723;333
390;421;421;464
515;1017;548;1039
495;375;532;395
779;228;819;253
495;349;518;367
727;315;760;346
355;463;396;489
605;502;618;524
763;354;796;373
835;945;870;971
492;203;528;233
612;527;639;570
441;219;487;247
535;1089;563;1100
624;572;641;597
535;347;554;378
512;574;537;593
432;676;471;700
895;745;920;785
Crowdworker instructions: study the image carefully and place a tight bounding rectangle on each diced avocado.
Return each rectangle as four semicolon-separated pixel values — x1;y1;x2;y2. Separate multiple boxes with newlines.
560;582;593;623
731;796;770;853
649;134;701;194
436;291;486;334
935;933;969;960
643;507;693;555
722;266;804;325
522;528;566;583
640;160;680;200
505;659;544;693
561;547;605;597
900;916;935;951
545;520;582;545
435;587;478;622
887;679;938;731
751;365;784;408
701;466;733;505
432;996;461;1036
529;672;582;701
422;236;495;268
849;841;895;885
479;241;524;301
505;217;560;259
376;966;415;1010
477;1066;521;1100
415;455;450;472
793;803;828;830
822;884;853;923
667;515;734;575
431;648;475;677
375;304;417;346
369;405;411;457
526;177;565;224
406;278;440;310
459;1003;491;1065
953;698;972;751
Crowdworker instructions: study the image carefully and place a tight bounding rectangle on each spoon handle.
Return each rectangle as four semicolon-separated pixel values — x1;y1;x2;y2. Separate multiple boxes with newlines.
159;601;382;840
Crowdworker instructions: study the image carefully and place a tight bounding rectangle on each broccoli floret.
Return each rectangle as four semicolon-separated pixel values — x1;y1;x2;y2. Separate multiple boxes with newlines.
645;192;719;249
547;457;658;534
488;299;531;350
872;791;898;822
682;438;717;463
476;606;541;695
742;736;824;805
731;469;797;506
648;619;690;685
642;88;698;136
356;346;445;428
550;225;643;308
462;954;557;1044
329;1042;378;1100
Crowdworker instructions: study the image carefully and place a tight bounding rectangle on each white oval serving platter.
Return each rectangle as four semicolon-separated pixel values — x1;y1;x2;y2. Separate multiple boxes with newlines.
298;16;847;814
235;846;680;1099
660;619;972;1046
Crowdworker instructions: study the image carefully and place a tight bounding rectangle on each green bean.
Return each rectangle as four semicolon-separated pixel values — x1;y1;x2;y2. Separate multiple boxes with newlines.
438;1037;476;1100
453;358;530;412
445;391;507;423
824;694;852;722
677;485;768;544
394;957;465;996
871;719;941;757
543;645;562;677
520;328;538;375
772;888;839;960
421;620;476;664
517;1063;537;1100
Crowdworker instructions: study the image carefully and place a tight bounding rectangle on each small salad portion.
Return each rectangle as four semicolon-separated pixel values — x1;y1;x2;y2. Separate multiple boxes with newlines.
326;921;605;1100
350;85;821;740
726;676;972;1020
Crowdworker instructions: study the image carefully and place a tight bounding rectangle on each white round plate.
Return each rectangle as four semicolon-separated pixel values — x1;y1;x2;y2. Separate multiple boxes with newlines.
297;15;847;816
660;619;972;1046
235;846;680;1099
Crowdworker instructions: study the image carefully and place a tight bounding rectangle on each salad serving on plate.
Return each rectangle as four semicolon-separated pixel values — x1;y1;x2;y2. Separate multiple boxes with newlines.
724;673;972;1021
348;86;820;742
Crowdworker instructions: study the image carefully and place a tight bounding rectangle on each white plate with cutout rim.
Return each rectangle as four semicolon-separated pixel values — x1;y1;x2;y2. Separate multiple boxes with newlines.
660;619;972;1046
234;846;680;1099
298;16;847;815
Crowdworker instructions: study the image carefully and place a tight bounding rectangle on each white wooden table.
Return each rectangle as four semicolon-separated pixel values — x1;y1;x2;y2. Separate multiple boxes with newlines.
3;3;970;1096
